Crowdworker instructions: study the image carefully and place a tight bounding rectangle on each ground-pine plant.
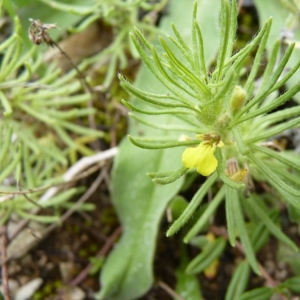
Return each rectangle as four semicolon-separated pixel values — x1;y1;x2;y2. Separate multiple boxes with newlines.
0;15;102;224
36;0;168;89
121;0;300;286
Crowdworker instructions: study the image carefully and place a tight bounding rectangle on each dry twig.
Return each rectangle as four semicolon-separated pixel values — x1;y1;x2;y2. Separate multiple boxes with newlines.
1;225;12;300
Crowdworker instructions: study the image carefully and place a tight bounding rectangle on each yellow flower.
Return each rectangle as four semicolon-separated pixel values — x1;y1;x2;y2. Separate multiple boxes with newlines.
182;133;223;176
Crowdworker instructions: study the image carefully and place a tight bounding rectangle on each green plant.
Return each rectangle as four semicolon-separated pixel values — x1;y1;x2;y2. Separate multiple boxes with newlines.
118;0;300;294
33;0;168;89
0;14;102;223
254;0;300;103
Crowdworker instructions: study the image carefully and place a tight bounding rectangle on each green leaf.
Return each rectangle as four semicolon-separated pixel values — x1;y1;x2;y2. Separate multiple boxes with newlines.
128;135;198;149
122;99;195;116
214;0;231;81
167;173;218;237
175;245;203;300
280;276;300;293
186;237;226;274
250;210;274;253
250;144;300;171
0;143;22;183
16;210;59;223
246;115;300;143
129;113;199;132
184;185;226;243
41;188;83;207
120;74;191;109
160;37;210;96
234;194;260;274
226;187;260;274
196;0;221;66
225;187;239;246
239;287;274;300
254;0;300;103
89;256;105;276
151;166;188;185
247;194;298;251
248;153;300;199
169;196;189;221
225;260;251;300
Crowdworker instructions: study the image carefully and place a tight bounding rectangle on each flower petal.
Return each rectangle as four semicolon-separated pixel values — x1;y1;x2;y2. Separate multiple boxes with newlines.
196;143;218;176
182;145;201;169
182;142;218;176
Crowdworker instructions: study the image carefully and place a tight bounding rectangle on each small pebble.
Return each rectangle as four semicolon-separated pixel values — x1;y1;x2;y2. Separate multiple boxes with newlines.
15;277;43;300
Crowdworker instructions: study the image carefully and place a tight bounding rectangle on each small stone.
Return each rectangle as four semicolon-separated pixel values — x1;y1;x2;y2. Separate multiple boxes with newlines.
61;287;85;300
15;278;43;300
0;279;19;298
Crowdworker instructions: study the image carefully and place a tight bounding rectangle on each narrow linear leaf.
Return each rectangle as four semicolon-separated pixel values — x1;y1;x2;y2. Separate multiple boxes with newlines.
215;0;231;81
250;210;275;253
280;276;300;293
249;153;300;198
17;210;59;223
128;135;199;149
231;127;249;155
225;19;272;80
175;245;203;300
184;185;226;243
259;40;280;89
243;15;271;94
194;21;207;79
160;38;210;96
261;105;300;126
225;260;250;300
152;167;188;185
234;193;260;274
247;194;298;251
131;32;196;106
42;188;82;207
250;145;300;171
122;99;196;116
0;90;13;116
119;75;191;109
245;116;300;143
225;186;238;246
151;43;199;99
0;125;13;162
246;41;296;107
167;172;218;237
130;113;199;132
0;145;22;183
171;23;193;59
239;287;273;300
186;238;227;274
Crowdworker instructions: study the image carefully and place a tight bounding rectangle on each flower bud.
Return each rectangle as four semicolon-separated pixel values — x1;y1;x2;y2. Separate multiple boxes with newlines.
230;86;247;115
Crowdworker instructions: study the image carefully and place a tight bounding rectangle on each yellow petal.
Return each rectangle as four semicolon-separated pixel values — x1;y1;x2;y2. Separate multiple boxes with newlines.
196;143;217;176
182;145;202;169
182;143;218;176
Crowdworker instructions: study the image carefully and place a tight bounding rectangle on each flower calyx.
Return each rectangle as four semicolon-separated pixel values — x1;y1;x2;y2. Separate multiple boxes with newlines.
226;158;247;183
